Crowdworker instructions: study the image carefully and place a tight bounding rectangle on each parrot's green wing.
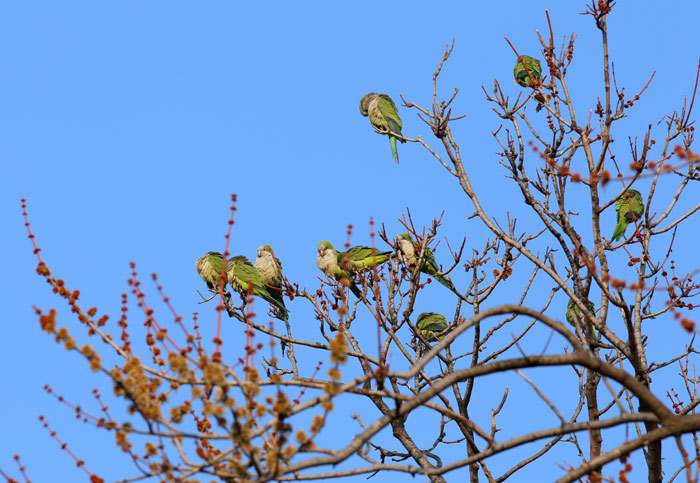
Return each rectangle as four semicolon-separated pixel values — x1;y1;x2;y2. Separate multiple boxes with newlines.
230;256;288;321
377;95;403;138
341;245;393;272
514;55;542;87
230;258;263;286
416;312;448;342
566;299;598;340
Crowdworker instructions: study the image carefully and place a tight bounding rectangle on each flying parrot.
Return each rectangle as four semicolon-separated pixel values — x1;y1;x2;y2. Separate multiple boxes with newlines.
416;312;448;342
195;251;230;292
254;244;285;308
611;189;644;242
396;233;452;291
566;299;598;340
513;55;542;87
316;240;392;298
359;93;405;164
228;255;289;321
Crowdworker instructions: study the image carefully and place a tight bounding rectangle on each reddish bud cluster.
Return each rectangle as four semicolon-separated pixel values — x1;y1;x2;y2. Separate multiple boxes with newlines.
680;318;696;333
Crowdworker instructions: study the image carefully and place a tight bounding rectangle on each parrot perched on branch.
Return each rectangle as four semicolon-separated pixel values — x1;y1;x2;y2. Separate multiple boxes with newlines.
396;233;452;291
195;251;230;292
611;189;644;242
359;93;405;164
566;299;598;340
316;240;392;298
254;246;289;352
227;255;288;321
513;55;542;87
254;244;286;310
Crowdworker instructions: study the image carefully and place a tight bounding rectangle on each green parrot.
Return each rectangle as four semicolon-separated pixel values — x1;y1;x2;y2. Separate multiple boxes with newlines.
195;251;230;291
566;299;598;340
316;240;392;297
340;244;393;272
513;55;542;87
254;244;286;309
396;233;452;291
359;92;405;164
416;312;448;342
611;189;644;242
228;255;289;321
316;240;362;297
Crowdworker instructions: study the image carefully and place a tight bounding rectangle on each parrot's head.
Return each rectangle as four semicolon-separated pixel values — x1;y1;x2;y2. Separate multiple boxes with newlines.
359;93;377;116
317;240;334;255
258;244;273;258
396;233;415;253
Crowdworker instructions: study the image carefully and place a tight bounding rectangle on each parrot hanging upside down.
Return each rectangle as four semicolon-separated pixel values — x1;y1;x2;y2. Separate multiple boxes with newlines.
513;55;542;87
416;312;448;342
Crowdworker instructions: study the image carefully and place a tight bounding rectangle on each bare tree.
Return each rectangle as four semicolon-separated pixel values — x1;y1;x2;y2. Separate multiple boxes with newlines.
9;2;700;482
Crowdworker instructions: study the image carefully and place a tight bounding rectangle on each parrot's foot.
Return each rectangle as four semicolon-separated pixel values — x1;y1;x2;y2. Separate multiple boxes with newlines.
197;288;232;303
270;308;288;322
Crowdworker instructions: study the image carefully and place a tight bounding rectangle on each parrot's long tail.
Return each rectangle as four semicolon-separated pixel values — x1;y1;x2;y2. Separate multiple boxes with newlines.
349;282;362;298
433;273;452;291
611;221;626;242
268;285;285;306
259;289;289;321
272;296;288;321
274;304;289;321
389;136;399;164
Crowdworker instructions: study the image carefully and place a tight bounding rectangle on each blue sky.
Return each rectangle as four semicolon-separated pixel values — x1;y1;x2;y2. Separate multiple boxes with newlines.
2;1;700;481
